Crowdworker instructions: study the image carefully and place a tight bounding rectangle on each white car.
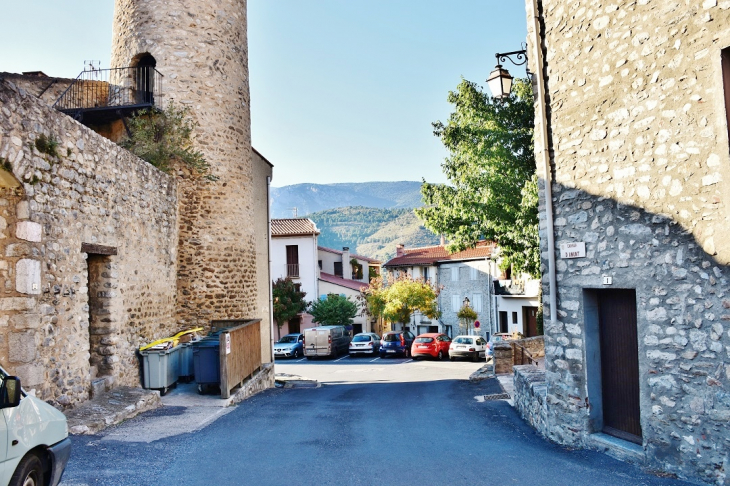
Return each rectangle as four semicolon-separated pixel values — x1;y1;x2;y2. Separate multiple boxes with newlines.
449;335;488;361
348;333;381;356
0;366;71;486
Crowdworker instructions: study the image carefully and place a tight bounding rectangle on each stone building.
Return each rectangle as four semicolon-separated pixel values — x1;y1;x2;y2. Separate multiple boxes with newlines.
0;0;273;408
516;1;730;483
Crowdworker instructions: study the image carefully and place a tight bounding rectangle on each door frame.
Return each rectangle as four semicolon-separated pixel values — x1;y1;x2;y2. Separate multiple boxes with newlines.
583;288;642;444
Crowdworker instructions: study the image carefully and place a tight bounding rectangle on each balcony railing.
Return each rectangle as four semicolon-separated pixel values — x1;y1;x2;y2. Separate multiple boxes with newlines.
287;264;300;278
53;66;163;121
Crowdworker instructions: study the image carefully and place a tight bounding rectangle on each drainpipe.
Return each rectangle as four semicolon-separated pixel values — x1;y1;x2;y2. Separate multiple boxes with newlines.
530;0;557;326
267;175;275;360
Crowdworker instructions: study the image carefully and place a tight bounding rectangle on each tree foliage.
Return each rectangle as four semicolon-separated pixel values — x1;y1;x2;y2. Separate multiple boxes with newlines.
121;101;215;180
360;274;441;326
416;78;539;277
309;294;358;326
272;278;307;338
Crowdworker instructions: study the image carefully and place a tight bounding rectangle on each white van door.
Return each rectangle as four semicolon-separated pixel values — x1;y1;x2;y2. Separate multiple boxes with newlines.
0;402;8;481
315;329;331;356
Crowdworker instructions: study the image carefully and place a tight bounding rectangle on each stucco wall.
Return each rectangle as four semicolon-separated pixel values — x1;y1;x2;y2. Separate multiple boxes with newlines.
252;150;273;364
271;235;319;300
0;78;178;407
438;261;496;336
528;1;730;483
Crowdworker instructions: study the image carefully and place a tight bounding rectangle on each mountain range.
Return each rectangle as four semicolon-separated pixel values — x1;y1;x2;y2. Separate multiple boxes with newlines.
270;181;442;262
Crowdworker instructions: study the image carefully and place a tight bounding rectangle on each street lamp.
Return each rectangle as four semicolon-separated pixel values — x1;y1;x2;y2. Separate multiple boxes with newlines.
487;44;531;99
462;297;471;334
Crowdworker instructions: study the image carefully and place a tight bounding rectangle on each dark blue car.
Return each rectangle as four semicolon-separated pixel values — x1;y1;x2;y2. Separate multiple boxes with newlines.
379;331;415;358
274;333;304;359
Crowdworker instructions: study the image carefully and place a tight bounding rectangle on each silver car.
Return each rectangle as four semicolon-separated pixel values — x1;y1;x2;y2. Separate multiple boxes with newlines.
348;333;381;356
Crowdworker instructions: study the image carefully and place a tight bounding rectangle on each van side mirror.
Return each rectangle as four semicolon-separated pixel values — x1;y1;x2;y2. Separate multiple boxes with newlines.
1;376;21;408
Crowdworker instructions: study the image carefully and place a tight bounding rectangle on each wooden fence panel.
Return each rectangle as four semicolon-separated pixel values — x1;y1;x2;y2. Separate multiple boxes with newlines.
218;319;262;399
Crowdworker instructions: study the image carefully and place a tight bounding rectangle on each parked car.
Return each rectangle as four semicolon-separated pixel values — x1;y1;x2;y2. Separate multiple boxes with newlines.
379;331;415;358
411;333;452;360
449;335;488;361
349;333;381;356
273;333;304;359
304;326;351;359
0;366;71;486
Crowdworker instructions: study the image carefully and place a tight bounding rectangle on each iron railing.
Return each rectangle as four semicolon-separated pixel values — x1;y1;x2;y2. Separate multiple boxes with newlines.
53;66;163;113
287;264;300;278
512;342;536;366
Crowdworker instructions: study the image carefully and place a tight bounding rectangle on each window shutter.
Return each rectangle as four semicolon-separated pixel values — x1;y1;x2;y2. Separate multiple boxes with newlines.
470;266;478;280
320;294;326;301
472;293;482;313
451;267;459;282
452;295;460;311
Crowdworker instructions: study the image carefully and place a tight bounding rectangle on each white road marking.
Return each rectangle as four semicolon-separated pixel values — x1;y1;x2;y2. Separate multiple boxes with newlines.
403;359;413;364
369;357;380;362
296;358;306;362
335;355;350;362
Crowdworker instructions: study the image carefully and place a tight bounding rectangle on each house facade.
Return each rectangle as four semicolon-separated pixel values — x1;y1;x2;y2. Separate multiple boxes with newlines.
384;242;519;338
520;1;730;483
270;218;319;336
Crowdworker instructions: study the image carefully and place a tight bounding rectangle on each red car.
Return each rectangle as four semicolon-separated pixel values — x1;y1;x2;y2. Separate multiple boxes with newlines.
411;333;452;360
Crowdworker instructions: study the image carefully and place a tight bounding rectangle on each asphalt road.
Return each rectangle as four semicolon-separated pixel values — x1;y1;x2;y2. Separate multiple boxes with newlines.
61;356;693;486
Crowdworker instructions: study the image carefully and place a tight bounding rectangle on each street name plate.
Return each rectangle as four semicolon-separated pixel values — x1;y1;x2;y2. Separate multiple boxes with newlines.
560;241;586;259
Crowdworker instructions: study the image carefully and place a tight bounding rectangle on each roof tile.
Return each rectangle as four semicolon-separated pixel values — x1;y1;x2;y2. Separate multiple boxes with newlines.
384;241;495;267
271;218;319;236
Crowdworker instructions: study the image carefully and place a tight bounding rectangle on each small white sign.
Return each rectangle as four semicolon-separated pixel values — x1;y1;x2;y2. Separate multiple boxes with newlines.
603;275;613;285
560;242;586;259
225;333;231;355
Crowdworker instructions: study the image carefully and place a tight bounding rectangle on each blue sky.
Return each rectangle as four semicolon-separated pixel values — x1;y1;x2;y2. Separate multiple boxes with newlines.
0;1;528;187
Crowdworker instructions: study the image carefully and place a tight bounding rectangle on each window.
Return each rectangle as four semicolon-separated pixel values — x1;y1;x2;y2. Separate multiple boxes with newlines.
286;245;299;277
318;260;322;270
334;261;343;277
472;293;482;313
470;266;478;280
512;312;518;324
423;266;429;281
723;47;730;146
451;266;459;282
452;295;460;311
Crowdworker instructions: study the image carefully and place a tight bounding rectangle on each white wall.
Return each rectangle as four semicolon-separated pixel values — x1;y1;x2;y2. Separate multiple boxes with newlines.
494;295;540;335
318;280;370;332
271;235;319;300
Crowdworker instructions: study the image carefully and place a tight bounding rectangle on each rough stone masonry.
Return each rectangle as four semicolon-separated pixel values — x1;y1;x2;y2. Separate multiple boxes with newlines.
523;1;730;484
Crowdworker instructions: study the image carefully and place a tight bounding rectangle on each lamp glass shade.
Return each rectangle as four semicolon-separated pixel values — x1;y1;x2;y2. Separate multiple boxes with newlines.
487;65;513;99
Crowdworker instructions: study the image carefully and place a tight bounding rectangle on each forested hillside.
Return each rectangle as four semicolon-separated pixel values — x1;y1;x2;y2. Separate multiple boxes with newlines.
308;206;441;262
271;181;423;218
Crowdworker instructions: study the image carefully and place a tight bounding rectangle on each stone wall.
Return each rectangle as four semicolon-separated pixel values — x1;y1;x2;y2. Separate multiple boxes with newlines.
513;365;548;434
437;260;497;335
111;0;259;329
0;78;178;407
527;1;730;483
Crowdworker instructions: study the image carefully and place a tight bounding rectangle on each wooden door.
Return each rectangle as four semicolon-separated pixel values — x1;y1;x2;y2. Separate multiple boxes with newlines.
598;289;641;443
524;306;538;337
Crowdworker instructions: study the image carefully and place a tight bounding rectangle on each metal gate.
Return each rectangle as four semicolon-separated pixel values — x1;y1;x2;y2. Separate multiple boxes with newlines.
598;289;641;443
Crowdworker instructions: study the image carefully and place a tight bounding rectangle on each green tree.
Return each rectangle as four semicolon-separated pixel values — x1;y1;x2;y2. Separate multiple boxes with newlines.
416;78;539;277
360;274;440;328
309;294;358;326
272;278;307;339
121;101;215;179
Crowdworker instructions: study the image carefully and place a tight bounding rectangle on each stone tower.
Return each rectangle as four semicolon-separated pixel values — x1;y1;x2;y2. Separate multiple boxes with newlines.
110;0;257;327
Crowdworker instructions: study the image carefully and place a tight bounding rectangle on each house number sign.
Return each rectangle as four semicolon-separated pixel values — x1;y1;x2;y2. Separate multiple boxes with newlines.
560;241;586;259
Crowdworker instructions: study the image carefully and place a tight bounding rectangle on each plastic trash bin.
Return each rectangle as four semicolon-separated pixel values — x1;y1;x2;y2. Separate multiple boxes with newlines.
178;342;195;382
140;345;181;395
193;338;220;393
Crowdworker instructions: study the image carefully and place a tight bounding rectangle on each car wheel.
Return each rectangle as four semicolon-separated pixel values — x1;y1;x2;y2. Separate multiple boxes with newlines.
405;348;411;358
449;356;455;361
10;453;44;486
437;350;444;360
472;352;480;362
293;349;301;359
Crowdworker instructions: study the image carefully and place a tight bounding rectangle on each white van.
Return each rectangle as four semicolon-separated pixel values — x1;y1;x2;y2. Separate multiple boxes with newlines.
0;367;71;486
303;326;350;359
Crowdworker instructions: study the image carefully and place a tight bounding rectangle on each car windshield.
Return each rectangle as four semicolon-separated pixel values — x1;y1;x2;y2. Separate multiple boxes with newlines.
352;335;371;342
415;337;434;343
383;334;400;342
454;337;474;344
278;336;298;343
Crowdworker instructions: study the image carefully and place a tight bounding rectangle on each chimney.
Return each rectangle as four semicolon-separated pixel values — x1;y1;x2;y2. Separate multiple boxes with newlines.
342;247;352;279
440;234;446;246
396;244;405;257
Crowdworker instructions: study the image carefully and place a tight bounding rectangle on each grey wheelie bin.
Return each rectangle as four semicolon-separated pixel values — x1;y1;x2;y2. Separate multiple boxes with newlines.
140;345;181;395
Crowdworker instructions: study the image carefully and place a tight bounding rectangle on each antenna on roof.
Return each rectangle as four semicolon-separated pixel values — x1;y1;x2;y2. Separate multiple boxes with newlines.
290;207;298;217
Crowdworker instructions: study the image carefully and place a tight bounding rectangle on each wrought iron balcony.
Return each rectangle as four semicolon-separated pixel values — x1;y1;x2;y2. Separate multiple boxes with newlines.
53;66;163;124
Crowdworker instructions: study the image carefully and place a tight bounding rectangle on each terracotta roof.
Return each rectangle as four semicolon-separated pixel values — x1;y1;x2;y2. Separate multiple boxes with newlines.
271;218;319;237
383;241;495;267
318;246;382;264
319;272;369;292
